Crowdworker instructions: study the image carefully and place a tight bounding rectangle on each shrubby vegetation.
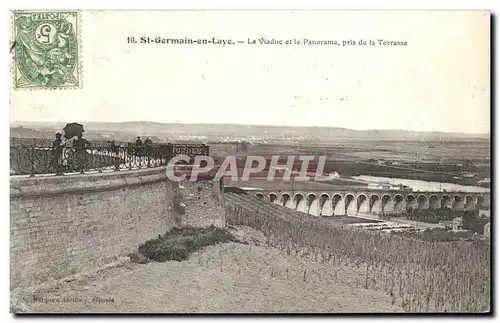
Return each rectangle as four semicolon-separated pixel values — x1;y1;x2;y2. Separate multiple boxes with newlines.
462;212;490;234
138;226;235;262
388;208;490;234
403;208;457;223
391;228;477;242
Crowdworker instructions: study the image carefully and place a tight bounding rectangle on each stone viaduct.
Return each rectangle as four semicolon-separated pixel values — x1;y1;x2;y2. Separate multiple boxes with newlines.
248;188;490;216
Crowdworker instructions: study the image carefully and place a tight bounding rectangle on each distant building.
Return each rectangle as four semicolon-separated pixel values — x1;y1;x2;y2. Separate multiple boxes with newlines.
439;220;453;230
479;209;490;218
330;171;340;178
484;222;491;239
368;183;385;190
452;217;463;231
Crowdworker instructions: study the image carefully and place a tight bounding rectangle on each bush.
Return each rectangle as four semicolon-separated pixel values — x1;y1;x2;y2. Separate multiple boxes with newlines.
418;228;475;242
404;208;472;224
462;211;489;234
138;225;235;262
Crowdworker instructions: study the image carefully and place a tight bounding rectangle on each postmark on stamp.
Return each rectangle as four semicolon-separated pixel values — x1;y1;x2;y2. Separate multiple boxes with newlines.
12;11;81;90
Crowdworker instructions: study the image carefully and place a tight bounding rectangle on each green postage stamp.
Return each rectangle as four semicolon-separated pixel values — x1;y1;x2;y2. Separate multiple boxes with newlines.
12;11;81;90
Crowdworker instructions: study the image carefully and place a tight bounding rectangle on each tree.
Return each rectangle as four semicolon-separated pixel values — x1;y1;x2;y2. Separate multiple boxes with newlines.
462;211;488;234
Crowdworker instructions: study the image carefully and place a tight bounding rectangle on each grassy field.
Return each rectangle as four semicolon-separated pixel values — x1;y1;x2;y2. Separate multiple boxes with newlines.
209;139;490;186
209;139;490;163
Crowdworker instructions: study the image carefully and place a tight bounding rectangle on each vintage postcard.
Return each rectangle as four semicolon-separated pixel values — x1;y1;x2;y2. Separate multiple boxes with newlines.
9;10;490;314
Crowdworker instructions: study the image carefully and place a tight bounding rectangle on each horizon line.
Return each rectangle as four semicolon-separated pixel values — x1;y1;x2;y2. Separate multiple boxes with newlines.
9;120;491;136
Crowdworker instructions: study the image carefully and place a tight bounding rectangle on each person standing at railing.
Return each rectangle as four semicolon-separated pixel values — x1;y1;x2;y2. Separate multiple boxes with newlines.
60;136;73;172
52;133;63;147
109;140;120;171
144;137;153;166
109;140;119;154
135;137;143;156
51;133;64;173
135;137;144;165
73;134;91;173
73;134;91;149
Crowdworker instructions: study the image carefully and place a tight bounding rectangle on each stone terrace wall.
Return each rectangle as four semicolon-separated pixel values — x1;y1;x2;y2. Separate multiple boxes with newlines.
10;167;175;290
168;178;225;228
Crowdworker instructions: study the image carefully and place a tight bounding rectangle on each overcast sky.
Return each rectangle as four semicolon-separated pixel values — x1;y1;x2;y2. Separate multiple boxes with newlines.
11;10;490;134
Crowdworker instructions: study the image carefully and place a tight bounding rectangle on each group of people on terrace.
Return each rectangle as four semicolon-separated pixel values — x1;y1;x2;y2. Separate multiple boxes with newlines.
51;133;153;152
50;132;91;174
52;132;91;150
50;129;155;173
134;136;154;156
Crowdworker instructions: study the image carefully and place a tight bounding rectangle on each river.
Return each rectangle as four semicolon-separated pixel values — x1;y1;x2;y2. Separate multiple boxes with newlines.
351;175;490;193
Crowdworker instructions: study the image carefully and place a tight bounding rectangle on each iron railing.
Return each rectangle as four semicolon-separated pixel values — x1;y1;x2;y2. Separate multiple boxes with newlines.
10;141;210;176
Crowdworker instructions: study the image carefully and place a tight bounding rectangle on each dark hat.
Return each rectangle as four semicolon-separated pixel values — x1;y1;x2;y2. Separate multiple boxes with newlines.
56;133;62;138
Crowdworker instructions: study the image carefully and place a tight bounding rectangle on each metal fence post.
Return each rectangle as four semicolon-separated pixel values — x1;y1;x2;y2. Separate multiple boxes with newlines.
114;147;120;171
98;147;103;173
29;144;36;178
